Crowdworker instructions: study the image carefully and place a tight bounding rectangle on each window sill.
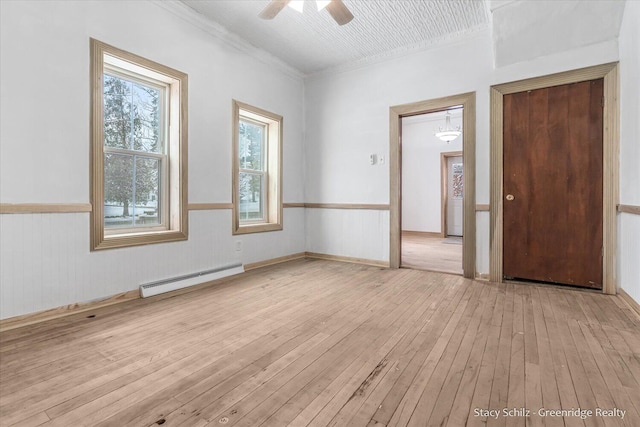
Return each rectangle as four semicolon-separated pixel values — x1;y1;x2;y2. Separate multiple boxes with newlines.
233;222;283;235
92;229;188;251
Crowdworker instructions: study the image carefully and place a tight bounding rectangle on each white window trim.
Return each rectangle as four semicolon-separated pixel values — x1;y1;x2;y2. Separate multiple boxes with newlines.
232;100;283;235
90;38;188;250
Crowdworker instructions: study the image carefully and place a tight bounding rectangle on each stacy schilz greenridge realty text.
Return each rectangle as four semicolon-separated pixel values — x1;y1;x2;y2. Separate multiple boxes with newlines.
474;407;626;420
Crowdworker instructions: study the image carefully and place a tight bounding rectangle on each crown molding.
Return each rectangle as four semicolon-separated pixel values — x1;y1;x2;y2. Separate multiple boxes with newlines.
488;0;519;12
150;0;304;80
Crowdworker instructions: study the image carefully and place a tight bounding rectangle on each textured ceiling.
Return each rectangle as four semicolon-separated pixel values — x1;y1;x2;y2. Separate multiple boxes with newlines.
180;0;489;75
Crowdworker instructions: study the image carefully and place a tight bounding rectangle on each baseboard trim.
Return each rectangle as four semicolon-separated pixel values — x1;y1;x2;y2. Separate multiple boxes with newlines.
475;272;490;281
618;289;640;320
1;251;387;331
402;230;443;238
244;252;306;271
0;290;140;333
305;252;390;268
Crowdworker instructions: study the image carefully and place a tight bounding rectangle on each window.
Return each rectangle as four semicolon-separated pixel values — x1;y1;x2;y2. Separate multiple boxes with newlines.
232;100;282;234
90;39;188;250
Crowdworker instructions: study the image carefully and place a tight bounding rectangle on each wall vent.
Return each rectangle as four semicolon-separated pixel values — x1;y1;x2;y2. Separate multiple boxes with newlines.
139;263;244;298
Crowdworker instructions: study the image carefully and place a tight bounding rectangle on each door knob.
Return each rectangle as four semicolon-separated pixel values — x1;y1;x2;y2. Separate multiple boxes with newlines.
506;194;515;201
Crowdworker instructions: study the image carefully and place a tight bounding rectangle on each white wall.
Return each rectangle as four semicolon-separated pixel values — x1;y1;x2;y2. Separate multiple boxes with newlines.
491;0;625;68
401;114;463;233
304;29;620;272
617;0;640;303
0;1;306;319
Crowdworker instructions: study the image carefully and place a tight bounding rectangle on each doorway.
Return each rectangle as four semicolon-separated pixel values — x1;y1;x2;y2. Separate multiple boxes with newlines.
489;62;619;294
400;110;463;275
389;92;476;279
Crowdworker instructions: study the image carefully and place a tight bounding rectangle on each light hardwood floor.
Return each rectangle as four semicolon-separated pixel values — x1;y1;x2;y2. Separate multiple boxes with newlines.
1;259;639;426
401;231;463;275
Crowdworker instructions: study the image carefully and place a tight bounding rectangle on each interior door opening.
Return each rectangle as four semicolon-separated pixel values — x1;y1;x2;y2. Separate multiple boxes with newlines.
400;107;463;275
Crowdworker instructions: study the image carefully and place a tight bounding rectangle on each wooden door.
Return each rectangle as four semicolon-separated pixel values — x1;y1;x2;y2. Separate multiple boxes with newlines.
503;79;603;289
446;156;463;236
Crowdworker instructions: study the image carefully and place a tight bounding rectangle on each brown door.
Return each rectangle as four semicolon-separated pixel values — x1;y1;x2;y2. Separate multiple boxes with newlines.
503;79;604;289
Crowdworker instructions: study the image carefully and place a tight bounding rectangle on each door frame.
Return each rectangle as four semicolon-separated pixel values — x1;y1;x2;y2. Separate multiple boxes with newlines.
390;92;476;278
489;62;619;294
441;151;463;238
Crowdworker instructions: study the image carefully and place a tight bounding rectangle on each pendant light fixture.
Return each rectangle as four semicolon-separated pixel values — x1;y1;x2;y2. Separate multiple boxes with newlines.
435;111;462;143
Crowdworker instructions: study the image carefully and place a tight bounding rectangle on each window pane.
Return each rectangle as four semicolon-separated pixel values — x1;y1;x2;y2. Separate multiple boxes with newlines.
104;154;161;229
239;119;264;171
104;74;132;150
132;82;162;153
134;157;160;226
103;74;162;153
239;172;264;221
104;153;134;228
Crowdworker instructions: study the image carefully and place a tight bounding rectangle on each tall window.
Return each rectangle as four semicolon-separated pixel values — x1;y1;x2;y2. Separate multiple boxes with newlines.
90;39;188;250
232;101;282;234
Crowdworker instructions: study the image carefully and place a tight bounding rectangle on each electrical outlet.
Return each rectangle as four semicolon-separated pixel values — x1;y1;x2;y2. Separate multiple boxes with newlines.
235;241;242;252
379;155;385;165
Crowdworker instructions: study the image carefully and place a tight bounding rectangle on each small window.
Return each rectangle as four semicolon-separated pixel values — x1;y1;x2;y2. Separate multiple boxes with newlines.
232;101;282;234
90;39;188;250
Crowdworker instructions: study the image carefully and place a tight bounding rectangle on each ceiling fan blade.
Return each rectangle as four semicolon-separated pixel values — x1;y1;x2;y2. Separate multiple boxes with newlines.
259;0;290;20
325;0;354;25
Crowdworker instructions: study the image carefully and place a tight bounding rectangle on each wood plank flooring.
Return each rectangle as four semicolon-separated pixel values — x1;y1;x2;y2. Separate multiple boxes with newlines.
401;232;463;275
1;259;639;427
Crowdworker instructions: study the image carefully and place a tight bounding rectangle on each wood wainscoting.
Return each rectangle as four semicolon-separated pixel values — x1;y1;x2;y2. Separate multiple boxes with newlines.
0;204;92;214
1;260;639;426
618;204;640;215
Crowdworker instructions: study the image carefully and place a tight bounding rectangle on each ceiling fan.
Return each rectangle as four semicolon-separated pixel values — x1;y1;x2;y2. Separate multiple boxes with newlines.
259;0;354;26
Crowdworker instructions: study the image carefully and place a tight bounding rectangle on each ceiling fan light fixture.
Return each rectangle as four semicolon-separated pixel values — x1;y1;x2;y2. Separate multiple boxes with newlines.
316;0;331;11
288;0;305;13
435;111;462;143
260;0;352;25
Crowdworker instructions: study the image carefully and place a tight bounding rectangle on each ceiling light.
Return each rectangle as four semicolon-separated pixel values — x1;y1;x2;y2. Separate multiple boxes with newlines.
261;0;353;25
435;111;462;142
288;1;332;14
316;0;331;10
288;0;305;13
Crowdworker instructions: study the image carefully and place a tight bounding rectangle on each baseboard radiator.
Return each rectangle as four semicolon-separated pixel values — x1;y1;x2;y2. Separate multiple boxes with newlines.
140;263;244;298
